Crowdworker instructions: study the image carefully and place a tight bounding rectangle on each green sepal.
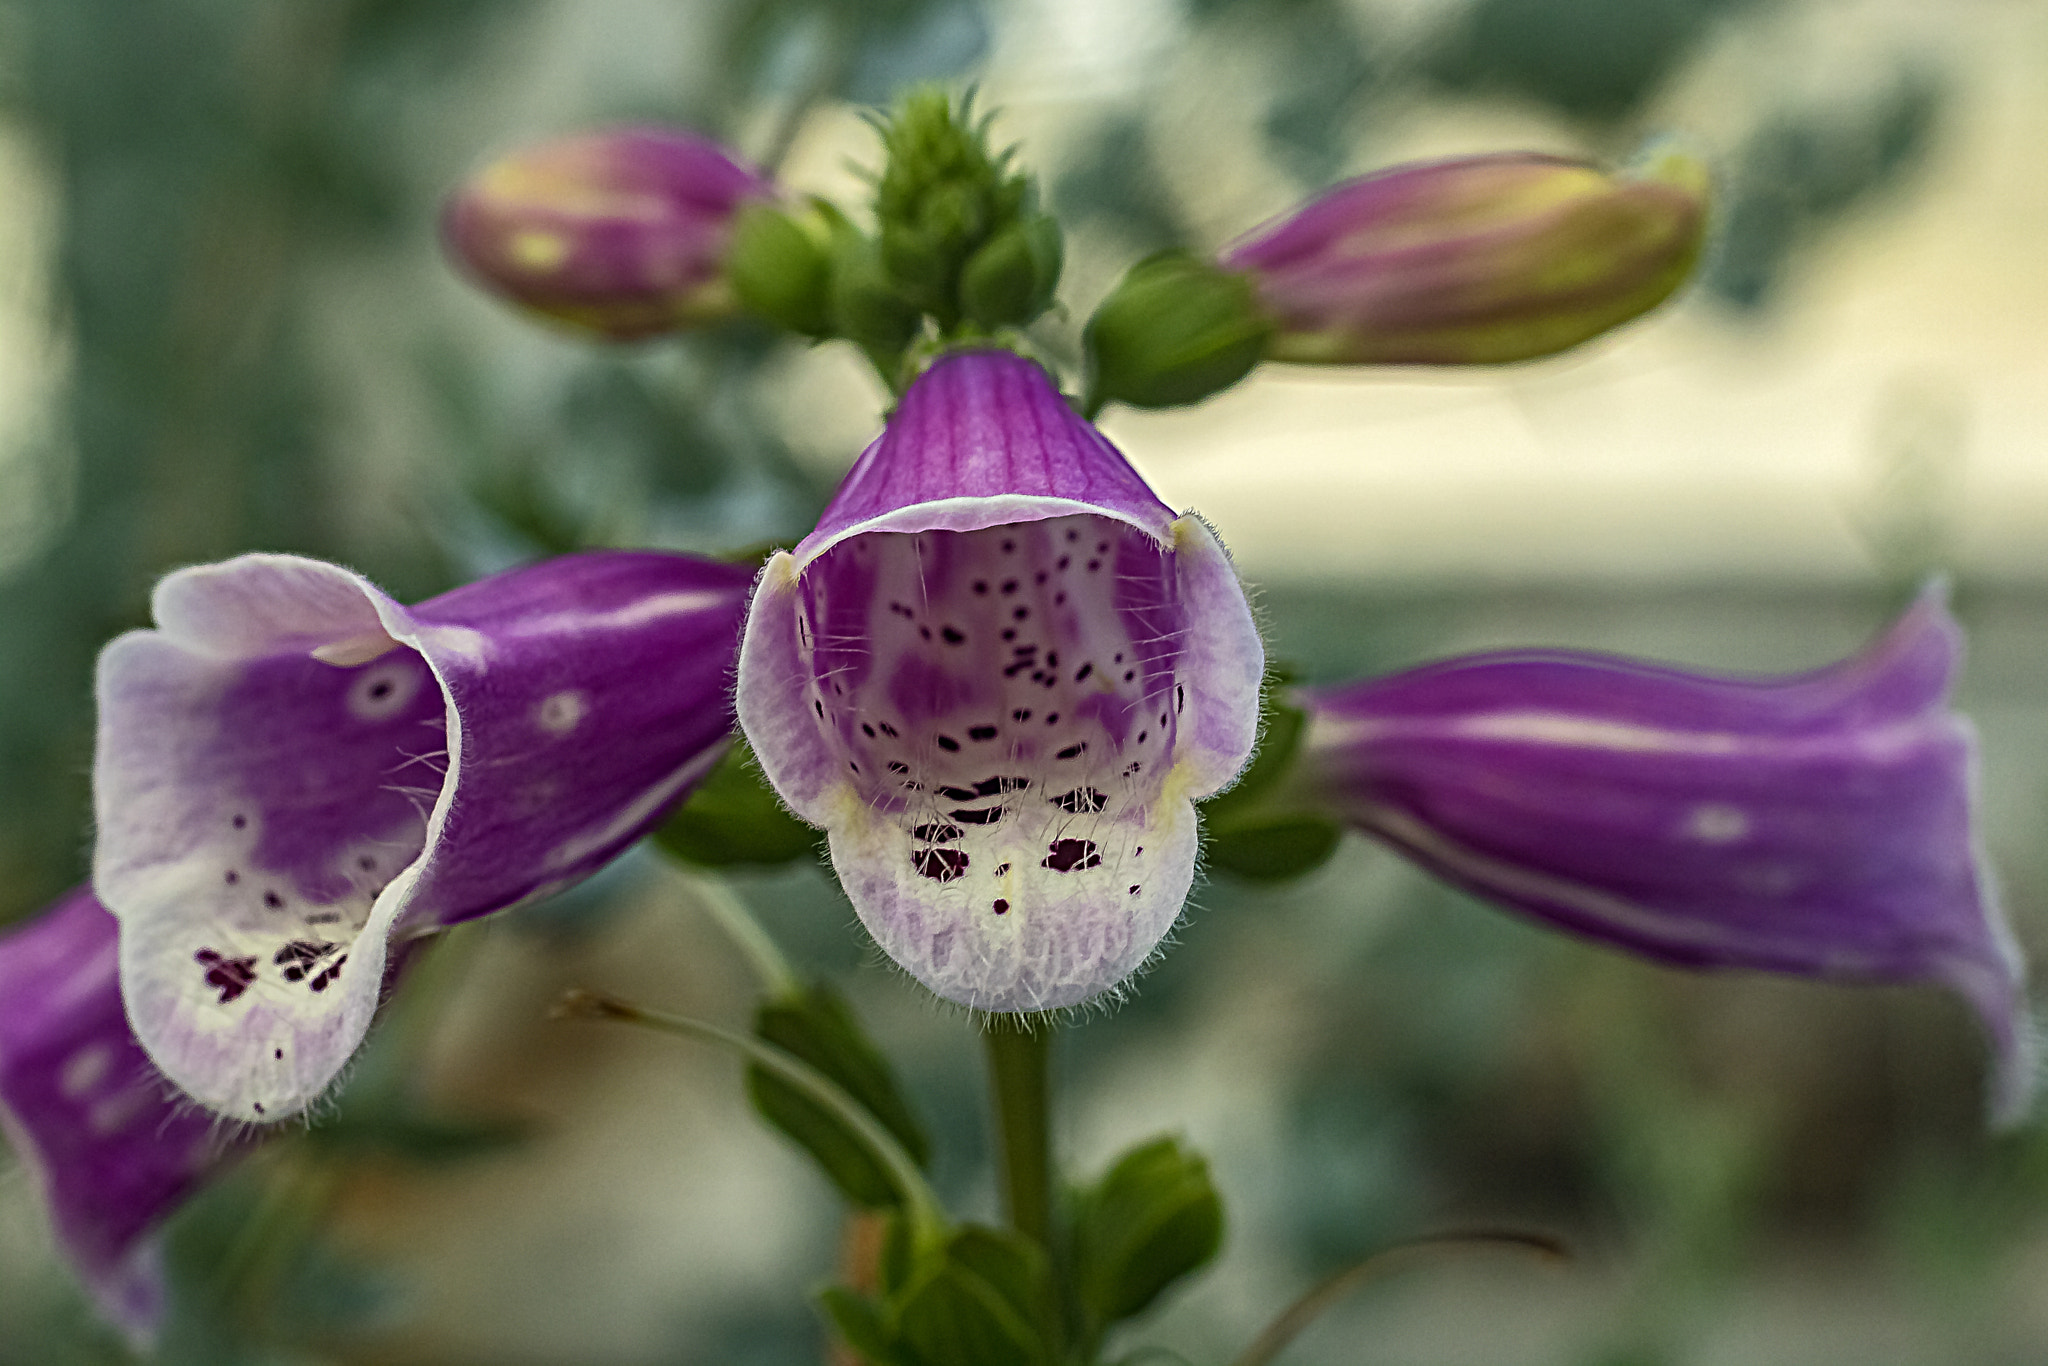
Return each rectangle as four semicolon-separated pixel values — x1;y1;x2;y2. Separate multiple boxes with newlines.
746;982;934;1208
1198;676;1344;881
960;213;1064;330
831;226;926;381
651;739;817;868
1069;1135;1224;1340
728;200;834;337
1084;251;1272;412
819;1287;914;1366
893;1226;1056;1366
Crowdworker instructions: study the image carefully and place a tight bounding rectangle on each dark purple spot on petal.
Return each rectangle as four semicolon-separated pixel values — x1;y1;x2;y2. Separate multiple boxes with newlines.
1046;712;1060;724
1051;787;1107;813
1075;663;1093;682
1055;592;1067;606
974;776;1030;796
1129;886;1141;895
1014;607;1029;621
973;581;989;594
969;725;998;742
1057;743;1087;760
915;848;970;881
358;856;375;870
950;806;1006;825
224;870;239;885
1067;530;1079;542
888;761;910;773
936;734;961;752
1002;539;1016;553
263;892;284;910
995;863;1011;875
880;722;900;737
1088;560;1101;572
232;814;247;830
941;626;966;645
1043;839;1102;873
939;785;980;802
310;956;346;992
863;722;877;737
920;627;933;640
1002;629;1017;641
1001;579;1019;594
992;900;1009;915
275;1048;284;1059
1057;556;1070;571
194;949;257;1005
913;823;962;843
1124;670;1137;683
1138;731;1148;744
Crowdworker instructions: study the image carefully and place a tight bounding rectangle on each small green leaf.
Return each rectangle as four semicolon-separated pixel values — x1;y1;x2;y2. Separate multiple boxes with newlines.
818;1286;913;1366
894;1226;1055;1366
652;740;817;868
1203;815;1344;881
746;982;934;1208
1071;1135;1225;1340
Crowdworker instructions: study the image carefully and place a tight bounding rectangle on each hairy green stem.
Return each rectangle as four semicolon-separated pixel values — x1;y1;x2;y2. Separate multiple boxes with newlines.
983;1016;1055;1251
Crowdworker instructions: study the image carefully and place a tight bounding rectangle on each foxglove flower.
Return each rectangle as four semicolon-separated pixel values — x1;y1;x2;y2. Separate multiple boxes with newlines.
443;127;773;339
737;350;1263;1011
1292;591;2035;1121
0;888;242;1341
95;551;753;1122
1219;148;1707;366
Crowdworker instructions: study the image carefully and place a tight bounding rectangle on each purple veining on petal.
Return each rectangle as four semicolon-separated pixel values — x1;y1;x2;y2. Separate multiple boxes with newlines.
0;888;240;1343
1295;589;2035;1122
96;550;751;1121
739;351;1264;1011
796;351;1177;560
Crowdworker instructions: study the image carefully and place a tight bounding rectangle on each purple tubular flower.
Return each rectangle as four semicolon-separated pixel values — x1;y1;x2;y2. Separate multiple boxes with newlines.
1294;590;2035;1122
737;350;1264;1012
0;888;242;1342
1220;148;1707;366
442;126;774;339
94;551;754;1122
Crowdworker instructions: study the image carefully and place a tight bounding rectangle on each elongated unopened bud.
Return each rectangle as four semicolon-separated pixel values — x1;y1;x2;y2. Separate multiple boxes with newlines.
443;127;773;340
1221;147;1709;365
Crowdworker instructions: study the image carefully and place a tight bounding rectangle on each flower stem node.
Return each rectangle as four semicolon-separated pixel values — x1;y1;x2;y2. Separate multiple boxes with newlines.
442;126;774;340
94;551;754;1122
1222;147;1710;366
737;350;1264;1013
1084;252;1273;414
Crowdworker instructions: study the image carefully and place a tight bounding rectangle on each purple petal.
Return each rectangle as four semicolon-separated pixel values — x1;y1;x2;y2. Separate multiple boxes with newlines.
1297;590;2034;1122
442;126;774;339
95;551;751;1121
740;352;1262;1011
796;350;1178;559
0;888;240;1343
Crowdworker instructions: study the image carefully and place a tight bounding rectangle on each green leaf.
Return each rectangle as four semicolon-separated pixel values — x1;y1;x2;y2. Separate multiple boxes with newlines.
652;740;817;868
1071;1136;1225;1340
1202;814;1344;882
893;1226;1055;1366
818;1286;915;1366
746;982;934;1208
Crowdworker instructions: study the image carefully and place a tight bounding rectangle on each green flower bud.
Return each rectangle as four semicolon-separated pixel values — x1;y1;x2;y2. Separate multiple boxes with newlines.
726;200;835;337
960;214;1064;330
1083;252;1273;412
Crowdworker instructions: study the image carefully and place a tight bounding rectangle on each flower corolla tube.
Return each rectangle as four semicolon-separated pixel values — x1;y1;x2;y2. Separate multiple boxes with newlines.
1290;590;2036;1122
94;550;754;1122
0;888;245;1342
737;350;1264;1012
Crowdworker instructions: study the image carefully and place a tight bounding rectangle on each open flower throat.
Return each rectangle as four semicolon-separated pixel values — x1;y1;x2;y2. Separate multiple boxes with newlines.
804;513;1191;1007
740;349;1264;1014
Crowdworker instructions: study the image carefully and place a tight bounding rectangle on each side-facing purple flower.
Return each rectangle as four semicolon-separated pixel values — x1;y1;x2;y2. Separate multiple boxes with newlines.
95;551;754;1122
737;350;1264;1012
0;888;243;1342
1220;148;1708;366
1291;591;2035;1122
443;127;774;339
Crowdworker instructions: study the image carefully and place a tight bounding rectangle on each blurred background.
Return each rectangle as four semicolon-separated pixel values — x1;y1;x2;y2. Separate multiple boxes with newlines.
2;0;2046;1362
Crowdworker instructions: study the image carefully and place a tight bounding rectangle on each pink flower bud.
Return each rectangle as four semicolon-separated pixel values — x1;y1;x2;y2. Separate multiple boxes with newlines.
1222;147;1709;365
442;127;774;340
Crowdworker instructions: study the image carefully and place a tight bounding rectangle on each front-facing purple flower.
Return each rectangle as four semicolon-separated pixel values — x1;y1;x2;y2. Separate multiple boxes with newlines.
95;551;754;1122
0;888;242;1342
738;350;1264;1012
1292;591;2035;1121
